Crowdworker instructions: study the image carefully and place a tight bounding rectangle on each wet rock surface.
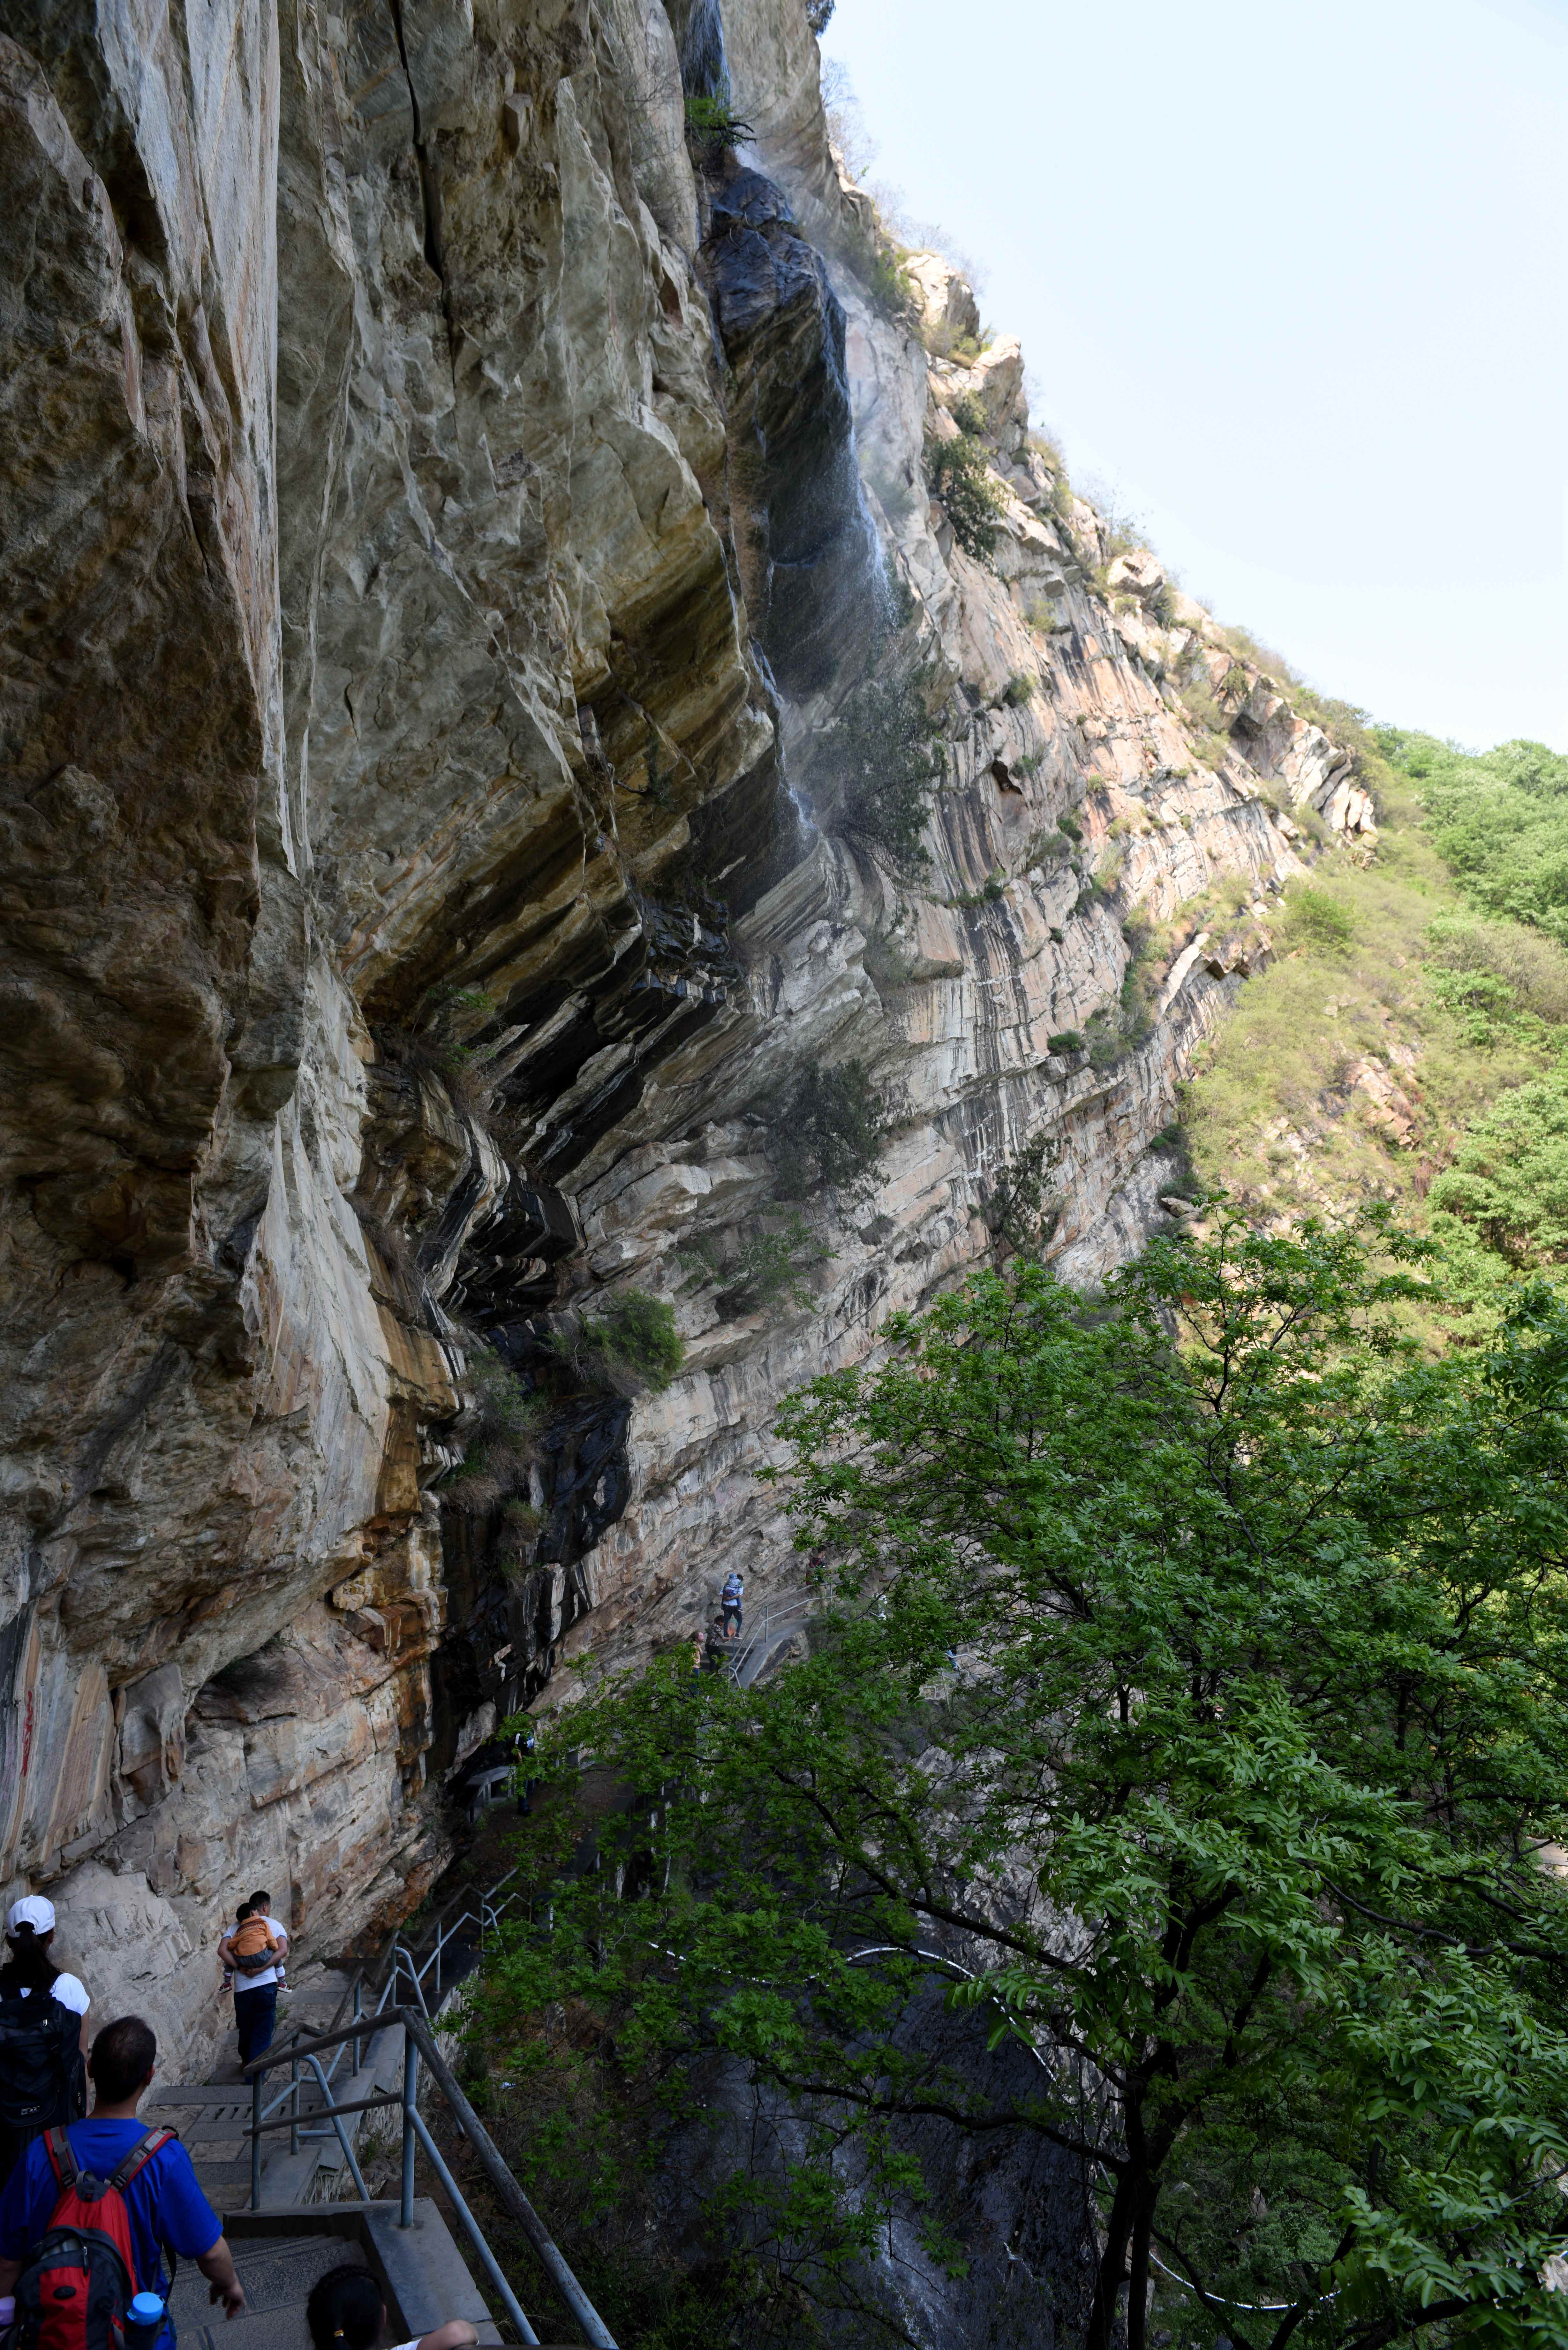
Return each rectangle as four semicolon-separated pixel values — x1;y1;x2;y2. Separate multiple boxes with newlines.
0;0;1364;2128
702;155;882;694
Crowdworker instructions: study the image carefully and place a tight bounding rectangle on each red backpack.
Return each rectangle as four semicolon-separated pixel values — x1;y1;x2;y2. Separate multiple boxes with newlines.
8;2126;177;2350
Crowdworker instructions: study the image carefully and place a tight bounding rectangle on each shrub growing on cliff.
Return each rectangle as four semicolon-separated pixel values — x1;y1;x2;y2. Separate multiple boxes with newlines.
827;658;946;875
1279;880;1354;955
380;984;503;1116
919;317;983;363
555;1290;684;1396
983;1130;1061;1255
443;1345;547;1512
1074;910;1168;1073
1181;678;1230;740
772;1060;886;1199
683;95;754;156
866;238;916;321
678;1215;830;1318
490;1215;1568;2350
927;407;1006;566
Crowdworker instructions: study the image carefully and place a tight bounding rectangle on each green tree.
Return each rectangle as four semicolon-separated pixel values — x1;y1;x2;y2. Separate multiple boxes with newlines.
1383;729;1568;940
1429;1074;1568;1263
828;660;946;876
771;1059;887;1198
485;1217;1568;2350
927;405;1006;565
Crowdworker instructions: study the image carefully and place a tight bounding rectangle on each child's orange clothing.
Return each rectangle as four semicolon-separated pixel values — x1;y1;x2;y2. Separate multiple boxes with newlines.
231;1916;278;1963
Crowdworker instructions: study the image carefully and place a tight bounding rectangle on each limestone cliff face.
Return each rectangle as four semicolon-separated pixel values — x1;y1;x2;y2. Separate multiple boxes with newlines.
0;0;1364;2068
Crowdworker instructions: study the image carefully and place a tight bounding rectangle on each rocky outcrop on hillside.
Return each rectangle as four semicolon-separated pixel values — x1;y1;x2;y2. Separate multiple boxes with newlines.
0;0;1366;2091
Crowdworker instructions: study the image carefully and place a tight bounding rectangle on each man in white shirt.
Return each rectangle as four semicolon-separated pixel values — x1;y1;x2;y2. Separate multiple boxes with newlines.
217;1889;290;2070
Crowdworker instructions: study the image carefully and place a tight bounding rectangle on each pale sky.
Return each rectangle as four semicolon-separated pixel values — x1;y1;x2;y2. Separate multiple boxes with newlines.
819;0;1568;751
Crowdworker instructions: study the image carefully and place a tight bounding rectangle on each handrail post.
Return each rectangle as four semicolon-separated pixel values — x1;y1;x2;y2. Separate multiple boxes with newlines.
250;2068;262;2210
290;2054;300;2156
407;2108;540;2346
400;2027;419;2229
299;2054;370;2201
351;1979;362;2077
397;2008;618;2348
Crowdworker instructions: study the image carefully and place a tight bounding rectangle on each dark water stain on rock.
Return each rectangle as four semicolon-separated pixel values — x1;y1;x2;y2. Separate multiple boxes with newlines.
701;159;884;699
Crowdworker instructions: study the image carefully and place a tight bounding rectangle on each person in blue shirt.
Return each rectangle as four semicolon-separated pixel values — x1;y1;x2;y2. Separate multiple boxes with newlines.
0;2014;245;2344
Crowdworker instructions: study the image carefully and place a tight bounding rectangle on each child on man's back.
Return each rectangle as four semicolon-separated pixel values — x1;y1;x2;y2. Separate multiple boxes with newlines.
219;1900;279;1997
229;1908;280;1975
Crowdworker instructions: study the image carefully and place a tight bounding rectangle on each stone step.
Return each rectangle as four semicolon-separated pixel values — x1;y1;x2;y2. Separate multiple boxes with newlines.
167;2228;366;2350
151;2087;265;2106
154;2088;341;2116
189;2159;260;2192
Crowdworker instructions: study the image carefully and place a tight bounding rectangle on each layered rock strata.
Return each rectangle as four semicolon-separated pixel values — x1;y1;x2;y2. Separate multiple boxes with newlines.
0;0;1363;2081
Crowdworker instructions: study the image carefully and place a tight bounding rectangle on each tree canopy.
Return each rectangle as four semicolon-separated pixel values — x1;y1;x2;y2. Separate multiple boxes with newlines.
480;1216;1568;2350
1428;1075;1568;1266
1383;729;1568;941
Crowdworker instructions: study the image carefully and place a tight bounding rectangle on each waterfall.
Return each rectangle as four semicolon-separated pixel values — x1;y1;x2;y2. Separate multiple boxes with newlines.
819;298;894;628
750;643;817;834
701;163;885;702
680;0;729;100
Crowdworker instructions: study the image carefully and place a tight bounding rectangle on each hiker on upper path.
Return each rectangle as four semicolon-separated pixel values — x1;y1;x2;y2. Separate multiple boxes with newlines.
0;2014;245;2346
720;1569;743;1640
0;1899;90;2193
216;1889;289;2071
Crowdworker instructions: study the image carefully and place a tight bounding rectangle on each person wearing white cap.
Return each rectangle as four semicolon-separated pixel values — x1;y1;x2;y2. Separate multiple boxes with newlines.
0;1898;91;2192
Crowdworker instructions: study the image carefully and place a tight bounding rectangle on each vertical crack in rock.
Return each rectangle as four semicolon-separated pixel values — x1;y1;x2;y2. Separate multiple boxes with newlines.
386;0;455;364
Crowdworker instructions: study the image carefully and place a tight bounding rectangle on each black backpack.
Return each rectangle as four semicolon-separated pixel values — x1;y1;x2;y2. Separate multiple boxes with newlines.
0;1989;86;2139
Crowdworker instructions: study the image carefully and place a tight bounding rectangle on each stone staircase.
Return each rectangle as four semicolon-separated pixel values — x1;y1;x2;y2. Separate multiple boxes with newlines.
164;2225;370;2350
150;2081;267;2206
145;1973;535;2347
150;1967;399;2209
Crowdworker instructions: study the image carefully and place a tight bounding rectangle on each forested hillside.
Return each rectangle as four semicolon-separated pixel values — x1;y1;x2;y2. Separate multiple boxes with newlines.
1182;706;1568;1324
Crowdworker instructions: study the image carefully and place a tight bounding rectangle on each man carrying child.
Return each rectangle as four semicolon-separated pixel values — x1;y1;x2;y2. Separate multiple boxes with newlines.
217;1891;290;2070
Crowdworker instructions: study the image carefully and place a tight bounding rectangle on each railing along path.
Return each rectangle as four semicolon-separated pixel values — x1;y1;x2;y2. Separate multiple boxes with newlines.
247;1608;810;2346
244;1867;617;2347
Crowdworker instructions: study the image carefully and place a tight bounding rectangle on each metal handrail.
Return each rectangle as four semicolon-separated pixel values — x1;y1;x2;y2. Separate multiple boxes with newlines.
241;2006;617;2349
715;1596;811;1685
265;1865;523;2097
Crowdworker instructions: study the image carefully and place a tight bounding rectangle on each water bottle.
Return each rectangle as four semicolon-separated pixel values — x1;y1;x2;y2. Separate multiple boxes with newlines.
0;2293;17;2336
124;2291;165;2349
